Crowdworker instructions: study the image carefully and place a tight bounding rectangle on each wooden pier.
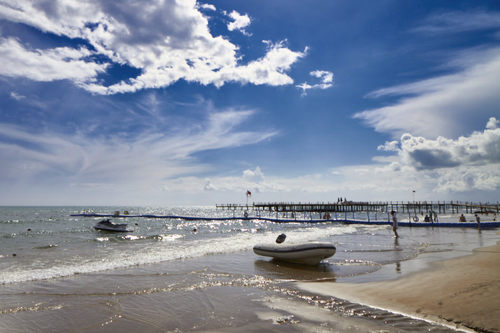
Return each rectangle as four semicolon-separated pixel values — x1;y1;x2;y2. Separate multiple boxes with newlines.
216;201;500;215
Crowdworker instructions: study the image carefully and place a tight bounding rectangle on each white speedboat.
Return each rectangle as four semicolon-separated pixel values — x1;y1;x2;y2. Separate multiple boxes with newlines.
253;242;336;265
94;219;130;232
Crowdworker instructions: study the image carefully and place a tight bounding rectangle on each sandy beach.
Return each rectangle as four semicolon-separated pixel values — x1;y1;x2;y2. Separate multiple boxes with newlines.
299;238;500;332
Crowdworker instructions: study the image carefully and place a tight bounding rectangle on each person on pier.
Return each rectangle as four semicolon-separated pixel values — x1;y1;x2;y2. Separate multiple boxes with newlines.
390;211;399;238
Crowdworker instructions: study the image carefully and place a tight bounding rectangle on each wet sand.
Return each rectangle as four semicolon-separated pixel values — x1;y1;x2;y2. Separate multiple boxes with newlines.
0;250;461;333
299;241;500;332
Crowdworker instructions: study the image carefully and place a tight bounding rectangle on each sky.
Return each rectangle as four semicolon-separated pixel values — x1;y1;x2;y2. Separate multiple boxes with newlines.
1;0;500;206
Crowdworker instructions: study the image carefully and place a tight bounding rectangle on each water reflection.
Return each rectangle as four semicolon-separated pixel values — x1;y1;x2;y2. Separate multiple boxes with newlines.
254;259;336;282
394;237;401;273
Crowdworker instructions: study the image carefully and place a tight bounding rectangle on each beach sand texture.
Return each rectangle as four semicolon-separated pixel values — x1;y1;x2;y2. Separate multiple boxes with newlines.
300;241;500;332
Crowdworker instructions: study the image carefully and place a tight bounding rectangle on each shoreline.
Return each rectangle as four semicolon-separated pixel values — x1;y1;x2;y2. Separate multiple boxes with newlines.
298;237;500;332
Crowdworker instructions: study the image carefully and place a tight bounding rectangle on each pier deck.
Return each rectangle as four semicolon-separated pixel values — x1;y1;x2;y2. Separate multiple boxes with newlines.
216;201;500;215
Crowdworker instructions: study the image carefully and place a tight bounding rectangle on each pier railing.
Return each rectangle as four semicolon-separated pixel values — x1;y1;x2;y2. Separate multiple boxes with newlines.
216;201;500;215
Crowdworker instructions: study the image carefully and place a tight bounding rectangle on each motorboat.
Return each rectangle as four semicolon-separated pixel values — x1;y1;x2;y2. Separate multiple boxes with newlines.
253;242;336;265
94;219;130;232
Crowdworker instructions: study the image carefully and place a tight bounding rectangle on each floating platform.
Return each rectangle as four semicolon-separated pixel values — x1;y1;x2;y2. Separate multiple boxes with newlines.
343;220;500;229
71;213;500;228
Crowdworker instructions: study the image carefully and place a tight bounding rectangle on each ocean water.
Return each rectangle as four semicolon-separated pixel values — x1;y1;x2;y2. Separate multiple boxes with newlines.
0;206;498;332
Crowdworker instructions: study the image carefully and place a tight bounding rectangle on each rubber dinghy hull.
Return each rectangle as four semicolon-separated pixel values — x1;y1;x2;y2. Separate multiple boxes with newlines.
253;242;336;265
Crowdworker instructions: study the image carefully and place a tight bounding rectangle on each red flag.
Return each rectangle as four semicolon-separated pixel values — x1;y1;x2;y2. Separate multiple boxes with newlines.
246;190;252;197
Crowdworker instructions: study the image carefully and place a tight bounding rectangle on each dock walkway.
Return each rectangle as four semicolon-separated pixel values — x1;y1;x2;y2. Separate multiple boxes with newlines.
216;200;500;215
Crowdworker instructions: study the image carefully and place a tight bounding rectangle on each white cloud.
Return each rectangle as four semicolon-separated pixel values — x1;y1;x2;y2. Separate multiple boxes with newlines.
296;69;333;95
0;38;107;84
199;3;216;11
369;118;500;193
310;70;333;83
226;10;251;36
5;118;496;204
162;118;500;201
396;118;500;170
204;180;217;191
9;91;25;101
486;117;499;130
357;10;500;139
0;109;276;195
356;47;500;138
0;0;305;94
377;140;399;152
242;166;264;183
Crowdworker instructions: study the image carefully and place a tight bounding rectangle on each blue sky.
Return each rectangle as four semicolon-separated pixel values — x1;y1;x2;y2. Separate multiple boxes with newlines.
1;0;500;205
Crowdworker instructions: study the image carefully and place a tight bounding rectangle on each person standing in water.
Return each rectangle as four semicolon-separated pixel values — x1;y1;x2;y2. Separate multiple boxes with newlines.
391;210;399;238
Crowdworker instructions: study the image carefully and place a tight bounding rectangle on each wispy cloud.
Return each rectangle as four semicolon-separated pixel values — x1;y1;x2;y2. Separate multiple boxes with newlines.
0;0;305;94
296;70;333;96
9;91;25;101
0;109;277;194
6;116;493;204
356;10;500;139
356;47;500;138
412;10;500;34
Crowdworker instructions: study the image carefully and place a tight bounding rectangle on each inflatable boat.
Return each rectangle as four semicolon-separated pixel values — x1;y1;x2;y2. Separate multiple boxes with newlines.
253;242;336;265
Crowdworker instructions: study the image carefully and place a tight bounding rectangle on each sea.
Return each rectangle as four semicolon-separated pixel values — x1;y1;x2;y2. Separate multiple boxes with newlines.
0;206;498;332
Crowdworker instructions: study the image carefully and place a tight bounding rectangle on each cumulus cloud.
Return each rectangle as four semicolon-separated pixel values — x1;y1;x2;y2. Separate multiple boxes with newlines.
0;38;107;84
377;140;399;152
199;3;216;11
296;70;333;95
0;0;305;94
486;117;499;130
226;10;251;36
369;118;500;194
165;166;288;196
377;117;500;170
399;122;500;170
242;166;264;183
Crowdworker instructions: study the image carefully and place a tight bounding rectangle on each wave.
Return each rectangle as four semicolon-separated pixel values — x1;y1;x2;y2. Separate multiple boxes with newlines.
0;225;357;284
94;233;184;243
